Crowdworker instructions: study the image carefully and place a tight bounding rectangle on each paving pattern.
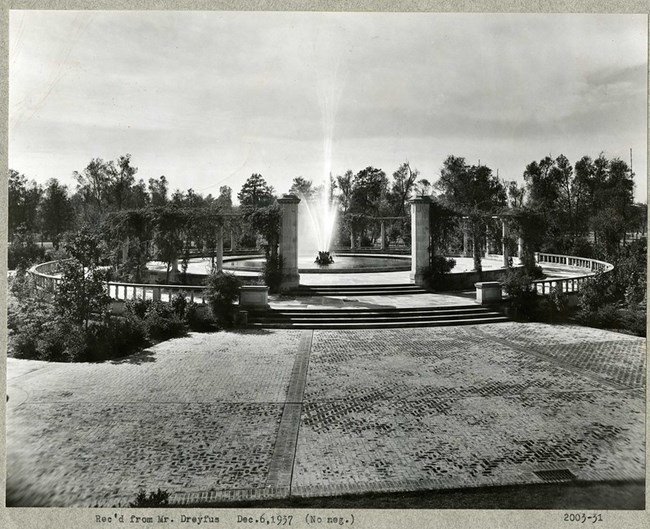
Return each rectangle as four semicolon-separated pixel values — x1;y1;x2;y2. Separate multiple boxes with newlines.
5;323;645;507
293;325;645;498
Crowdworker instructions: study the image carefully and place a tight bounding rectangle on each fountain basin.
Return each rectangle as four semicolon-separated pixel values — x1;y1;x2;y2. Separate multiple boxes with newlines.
223;254;411;274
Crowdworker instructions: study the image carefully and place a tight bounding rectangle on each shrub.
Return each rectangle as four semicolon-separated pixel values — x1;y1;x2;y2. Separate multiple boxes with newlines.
171;292;188;318
78;315;148;362
263;254;283;293
130;488;170;508
143;301;187;341
205;272;242;327
9;265;37;300
8;297;57;359
168;293;214;332
422;256;456;291
184;301;214;332
617;304;647;337
502;269;539;321
540;285;570;322
578;271;616;314
125;298;153;319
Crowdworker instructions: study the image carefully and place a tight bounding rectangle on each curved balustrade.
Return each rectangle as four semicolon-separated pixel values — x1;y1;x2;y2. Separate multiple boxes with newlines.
29;260;212;304
107;282;208;304
532;252;614;295
29;251;615;303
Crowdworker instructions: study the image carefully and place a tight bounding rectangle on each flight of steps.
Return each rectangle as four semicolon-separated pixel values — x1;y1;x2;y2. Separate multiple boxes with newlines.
246;304;508;329
292;283;428;297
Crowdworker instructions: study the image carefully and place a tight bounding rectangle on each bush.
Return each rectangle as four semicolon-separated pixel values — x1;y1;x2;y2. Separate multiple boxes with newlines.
78;315;148;362
142;302;187;341
8;297;58;359
263;255;283;293
502;269;539;321
184;301;214;332
130;488;170;508
422;256;456;291
205;272;242;327
9;265;36;300
617;304;647;337
125;298;153;319
539;285;570;322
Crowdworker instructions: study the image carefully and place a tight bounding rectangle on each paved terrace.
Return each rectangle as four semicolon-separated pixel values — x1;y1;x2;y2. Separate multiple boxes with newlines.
6;322;645;507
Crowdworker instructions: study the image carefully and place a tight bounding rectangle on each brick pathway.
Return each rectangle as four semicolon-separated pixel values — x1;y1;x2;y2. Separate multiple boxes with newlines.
5;323;645;507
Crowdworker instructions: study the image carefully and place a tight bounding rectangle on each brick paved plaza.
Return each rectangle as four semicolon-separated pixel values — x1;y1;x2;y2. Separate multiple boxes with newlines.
5;322;645;507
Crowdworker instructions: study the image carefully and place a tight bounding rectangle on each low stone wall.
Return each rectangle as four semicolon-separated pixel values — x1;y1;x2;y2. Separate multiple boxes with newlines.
443;267;512;291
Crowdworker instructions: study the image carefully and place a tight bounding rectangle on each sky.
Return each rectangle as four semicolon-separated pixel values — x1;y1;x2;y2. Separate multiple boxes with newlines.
8;11;648;203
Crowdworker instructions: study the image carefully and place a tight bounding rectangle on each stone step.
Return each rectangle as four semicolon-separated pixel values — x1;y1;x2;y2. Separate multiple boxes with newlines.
248;315;509;329
293;285;428;296
247;304;508;329
248;305;480;317
251;312;504;324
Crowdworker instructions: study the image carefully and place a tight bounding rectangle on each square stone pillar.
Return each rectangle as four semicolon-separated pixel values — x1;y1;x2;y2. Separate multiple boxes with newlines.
278;194;301;291
216;225;224;273
410;196;431;286
502;219;509;267
462;225;469;257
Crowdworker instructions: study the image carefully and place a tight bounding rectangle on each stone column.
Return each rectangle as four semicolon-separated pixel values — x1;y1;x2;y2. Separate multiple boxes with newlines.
485;224;490;258
170;257;179;282
216;225;224;273
462;223;469;257
278;194;301;291
122;236;130;264
502;218;509;267
410;196;431;286
518;236;524;259
230;229;237;252
380;220;386;250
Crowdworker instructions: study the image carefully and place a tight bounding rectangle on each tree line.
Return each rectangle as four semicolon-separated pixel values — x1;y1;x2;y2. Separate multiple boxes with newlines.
8;151;646;274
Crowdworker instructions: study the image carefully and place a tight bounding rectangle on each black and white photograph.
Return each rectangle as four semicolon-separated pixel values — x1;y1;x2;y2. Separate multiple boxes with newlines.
2;5;648;527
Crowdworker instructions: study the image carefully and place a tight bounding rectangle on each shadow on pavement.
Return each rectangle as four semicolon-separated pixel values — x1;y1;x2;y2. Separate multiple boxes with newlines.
109;349;157;365
183;480;645;510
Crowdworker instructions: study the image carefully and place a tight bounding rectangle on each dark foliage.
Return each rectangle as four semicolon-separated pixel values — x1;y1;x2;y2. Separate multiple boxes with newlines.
130;488;170;508
263;254;284;293
205;272;242;327
422;256;456;291
501;269;540;321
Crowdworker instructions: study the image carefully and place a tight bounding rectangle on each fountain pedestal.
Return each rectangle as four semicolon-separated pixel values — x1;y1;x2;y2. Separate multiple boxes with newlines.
278;194;301;291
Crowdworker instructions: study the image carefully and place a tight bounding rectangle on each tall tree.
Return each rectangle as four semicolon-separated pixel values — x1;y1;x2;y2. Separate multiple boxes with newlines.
216;185;233;211
436;156;506;271
8;169;42;238
335;170;354;216
39;179;75;249
111;154;137;210
289;177;315;200
390;161;419;217
237;173;275;209
148;175;169;206
74;158;112;217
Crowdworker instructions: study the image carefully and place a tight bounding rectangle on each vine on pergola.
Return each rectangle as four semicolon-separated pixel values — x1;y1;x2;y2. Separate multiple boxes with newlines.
103;205;233;283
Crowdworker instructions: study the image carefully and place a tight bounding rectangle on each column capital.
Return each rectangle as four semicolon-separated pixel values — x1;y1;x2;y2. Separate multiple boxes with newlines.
277;194;301;204
409;195;432;205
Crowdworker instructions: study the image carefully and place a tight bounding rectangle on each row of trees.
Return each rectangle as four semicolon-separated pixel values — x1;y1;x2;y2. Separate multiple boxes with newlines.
8;155;233;250
9;151;646;275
